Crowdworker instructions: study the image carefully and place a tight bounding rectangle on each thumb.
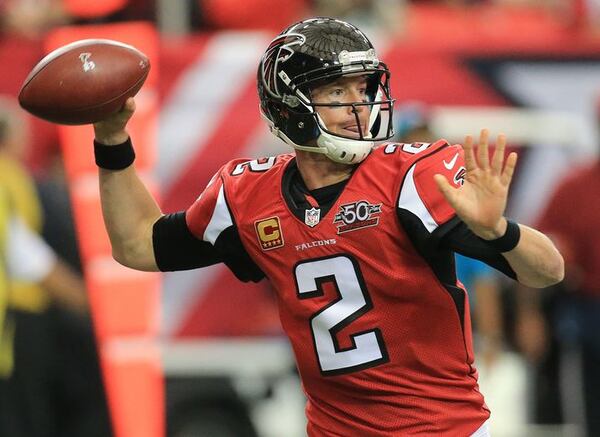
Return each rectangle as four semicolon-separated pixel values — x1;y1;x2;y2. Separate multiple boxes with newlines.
113;97;136;123
122;97;136;115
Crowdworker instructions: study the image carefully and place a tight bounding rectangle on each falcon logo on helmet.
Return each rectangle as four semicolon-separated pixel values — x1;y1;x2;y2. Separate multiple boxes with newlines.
257;17;395;165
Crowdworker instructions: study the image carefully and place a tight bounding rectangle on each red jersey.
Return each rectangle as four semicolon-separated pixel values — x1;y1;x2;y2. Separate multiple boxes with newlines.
186;140;489;436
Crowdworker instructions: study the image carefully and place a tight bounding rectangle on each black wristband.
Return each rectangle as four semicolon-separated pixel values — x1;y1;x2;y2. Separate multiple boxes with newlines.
485;220;521;253
94;137;135;170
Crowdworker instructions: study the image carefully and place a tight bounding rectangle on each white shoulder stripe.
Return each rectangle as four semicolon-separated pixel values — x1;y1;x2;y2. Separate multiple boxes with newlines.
397;165;438;233
203;185;234;244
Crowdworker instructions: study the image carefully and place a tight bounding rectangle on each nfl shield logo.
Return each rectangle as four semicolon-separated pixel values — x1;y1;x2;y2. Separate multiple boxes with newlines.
305;207;321;228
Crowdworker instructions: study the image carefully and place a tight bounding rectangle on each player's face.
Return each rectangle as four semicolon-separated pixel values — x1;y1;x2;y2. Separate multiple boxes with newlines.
310;75;371;139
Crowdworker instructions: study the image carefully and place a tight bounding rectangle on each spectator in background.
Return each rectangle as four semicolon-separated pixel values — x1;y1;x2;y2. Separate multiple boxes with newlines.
35;149;83;272
515;149;600;437
515;282;565;427
0;99;112;437
0;97;86;315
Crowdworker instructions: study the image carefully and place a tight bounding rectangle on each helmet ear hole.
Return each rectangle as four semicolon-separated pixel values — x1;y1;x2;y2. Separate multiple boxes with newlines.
284;111;320;145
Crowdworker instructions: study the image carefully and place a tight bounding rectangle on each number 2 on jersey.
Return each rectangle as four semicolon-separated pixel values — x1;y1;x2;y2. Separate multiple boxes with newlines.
231;157;276;175
294;255;389;375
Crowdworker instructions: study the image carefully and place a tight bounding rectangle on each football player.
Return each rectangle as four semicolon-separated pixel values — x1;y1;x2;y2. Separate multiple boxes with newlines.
92;17;564;436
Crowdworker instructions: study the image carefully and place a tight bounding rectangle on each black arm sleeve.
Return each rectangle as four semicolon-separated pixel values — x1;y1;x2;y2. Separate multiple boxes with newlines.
435;219;516;279
153;212;222;271
397;208;516;279
152;212;265;282
214;225;266;283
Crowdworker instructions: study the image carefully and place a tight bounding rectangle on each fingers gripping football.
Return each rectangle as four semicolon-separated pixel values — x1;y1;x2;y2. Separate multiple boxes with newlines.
93;98;136;145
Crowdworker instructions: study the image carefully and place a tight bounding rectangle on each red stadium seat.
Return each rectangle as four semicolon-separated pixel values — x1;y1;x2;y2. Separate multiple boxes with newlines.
201;0;308;30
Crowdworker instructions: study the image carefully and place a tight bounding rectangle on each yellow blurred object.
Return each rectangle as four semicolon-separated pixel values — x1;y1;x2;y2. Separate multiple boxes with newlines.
0;156;50;314
0;319;15;378
8;281;50;313
0;157;42;231
0;186;13;378
0;156;50;377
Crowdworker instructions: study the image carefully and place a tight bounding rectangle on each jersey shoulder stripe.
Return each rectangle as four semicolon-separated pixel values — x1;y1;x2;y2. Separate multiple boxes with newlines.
186;155;294;244
203;184;233;244
185;159;243;244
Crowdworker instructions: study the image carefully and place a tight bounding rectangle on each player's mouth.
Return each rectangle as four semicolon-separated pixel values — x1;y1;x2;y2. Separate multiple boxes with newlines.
343;124;367;137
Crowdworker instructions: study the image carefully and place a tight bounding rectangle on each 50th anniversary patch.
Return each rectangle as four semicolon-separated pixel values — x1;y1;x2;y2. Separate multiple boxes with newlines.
333;200;382;234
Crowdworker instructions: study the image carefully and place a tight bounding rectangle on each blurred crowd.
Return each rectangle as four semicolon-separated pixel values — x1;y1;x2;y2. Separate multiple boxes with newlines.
1;1;599;437
1;0;598;38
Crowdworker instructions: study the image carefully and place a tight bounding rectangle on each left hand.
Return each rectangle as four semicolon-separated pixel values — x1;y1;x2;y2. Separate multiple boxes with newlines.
434;129;518;240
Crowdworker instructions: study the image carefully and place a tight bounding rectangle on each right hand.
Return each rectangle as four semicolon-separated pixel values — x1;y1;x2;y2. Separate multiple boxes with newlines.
434;130;518;241
93;97;136;145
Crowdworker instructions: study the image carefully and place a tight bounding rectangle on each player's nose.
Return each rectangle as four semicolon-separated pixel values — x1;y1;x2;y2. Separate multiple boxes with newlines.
347;100;367;116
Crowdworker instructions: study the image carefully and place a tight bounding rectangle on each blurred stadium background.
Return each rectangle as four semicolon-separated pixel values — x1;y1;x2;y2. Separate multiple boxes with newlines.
1;1;600;436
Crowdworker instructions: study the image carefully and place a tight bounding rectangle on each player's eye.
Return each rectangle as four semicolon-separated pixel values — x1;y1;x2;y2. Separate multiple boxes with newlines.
329;88;345;98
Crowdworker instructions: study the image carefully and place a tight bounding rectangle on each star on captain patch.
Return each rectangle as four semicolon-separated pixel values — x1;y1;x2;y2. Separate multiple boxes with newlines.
304;207;321;228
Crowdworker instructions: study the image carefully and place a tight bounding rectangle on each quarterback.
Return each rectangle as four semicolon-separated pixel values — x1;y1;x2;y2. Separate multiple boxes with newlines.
92;18;564;436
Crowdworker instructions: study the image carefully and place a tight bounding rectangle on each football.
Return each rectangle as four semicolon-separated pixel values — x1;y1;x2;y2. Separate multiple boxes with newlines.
18;39;150;125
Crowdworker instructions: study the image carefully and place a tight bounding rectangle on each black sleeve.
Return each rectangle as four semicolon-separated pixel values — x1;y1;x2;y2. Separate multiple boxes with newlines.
153;212;222;270
214;225;266;283
397;208;516;279
435;219;516;279
152;212;265;282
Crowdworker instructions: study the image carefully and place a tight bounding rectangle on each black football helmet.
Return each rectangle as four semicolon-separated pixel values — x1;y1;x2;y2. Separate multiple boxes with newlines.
257;17;395;164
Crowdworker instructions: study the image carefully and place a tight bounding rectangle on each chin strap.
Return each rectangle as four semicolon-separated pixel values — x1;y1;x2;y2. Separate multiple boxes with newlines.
316;131;374;164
